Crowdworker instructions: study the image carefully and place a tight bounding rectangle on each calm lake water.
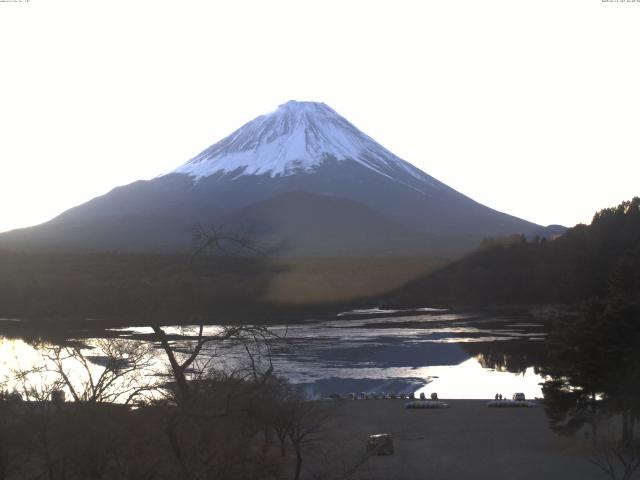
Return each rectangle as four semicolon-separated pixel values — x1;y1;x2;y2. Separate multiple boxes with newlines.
0;308;548;400
265;309;547;399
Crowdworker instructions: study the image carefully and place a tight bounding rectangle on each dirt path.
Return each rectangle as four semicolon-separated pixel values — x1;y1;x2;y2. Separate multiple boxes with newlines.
313;399;602;480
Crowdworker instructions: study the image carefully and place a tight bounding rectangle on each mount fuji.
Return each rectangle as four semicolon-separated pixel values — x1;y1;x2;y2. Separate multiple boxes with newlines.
0;101;546;256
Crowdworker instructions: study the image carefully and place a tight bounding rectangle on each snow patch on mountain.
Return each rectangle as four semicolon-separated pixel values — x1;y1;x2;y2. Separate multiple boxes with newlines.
170;101;434;186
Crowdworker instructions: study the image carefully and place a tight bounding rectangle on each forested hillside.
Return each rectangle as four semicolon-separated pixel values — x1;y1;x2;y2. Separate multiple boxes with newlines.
388;197;640;307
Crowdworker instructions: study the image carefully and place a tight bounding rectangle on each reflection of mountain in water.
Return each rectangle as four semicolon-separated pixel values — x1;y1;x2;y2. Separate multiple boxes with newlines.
310;339;471;368
463;340;547;374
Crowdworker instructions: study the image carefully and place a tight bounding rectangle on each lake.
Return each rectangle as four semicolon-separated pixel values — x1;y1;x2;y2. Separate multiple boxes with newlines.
0;308;548;400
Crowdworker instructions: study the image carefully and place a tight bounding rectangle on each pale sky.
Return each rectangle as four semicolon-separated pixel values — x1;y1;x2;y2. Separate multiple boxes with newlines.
1;0;638;233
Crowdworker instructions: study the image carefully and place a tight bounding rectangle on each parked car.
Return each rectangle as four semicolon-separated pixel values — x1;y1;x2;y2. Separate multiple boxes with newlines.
366;434;394;455
512;392;526;401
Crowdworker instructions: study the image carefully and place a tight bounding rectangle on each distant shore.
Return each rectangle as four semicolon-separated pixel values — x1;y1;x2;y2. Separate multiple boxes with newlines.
0;303;563;346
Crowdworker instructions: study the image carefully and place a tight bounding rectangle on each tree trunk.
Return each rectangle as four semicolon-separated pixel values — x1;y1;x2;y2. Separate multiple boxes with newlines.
623;410;631;447
294;446;302;480
152;326;191;406
263;426;272;446
591;393;598;448
166;414;190;479
41;417;58;480
280;438;286;457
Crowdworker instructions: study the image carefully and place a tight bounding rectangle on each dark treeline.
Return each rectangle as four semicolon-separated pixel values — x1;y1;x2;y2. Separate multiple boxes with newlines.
537;254;640;475
0;251;297;325
388;197;640;308
0;250;444;328
0;248;271;319
536;200;640;446
540;299;640;437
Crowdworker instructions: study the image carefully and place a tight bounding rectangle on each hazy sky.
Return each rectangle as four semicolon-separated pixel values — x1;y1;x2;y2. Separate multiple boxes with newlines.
1;0;638;233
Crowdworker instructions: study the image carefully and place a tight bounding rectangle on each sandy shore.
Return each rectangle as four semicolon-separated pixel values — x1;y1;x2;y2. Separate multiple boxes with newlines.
312;399;603;480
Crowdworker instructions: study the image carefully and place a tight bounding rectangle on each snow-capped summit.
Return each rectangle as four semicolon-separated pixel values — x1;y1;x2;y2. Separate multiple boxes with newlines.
171;100;426;183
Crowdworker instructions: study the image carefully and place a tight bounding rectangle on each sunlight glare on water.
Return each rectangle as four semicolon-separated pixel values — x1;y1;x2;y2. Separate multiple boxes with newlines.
0;311;548;400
